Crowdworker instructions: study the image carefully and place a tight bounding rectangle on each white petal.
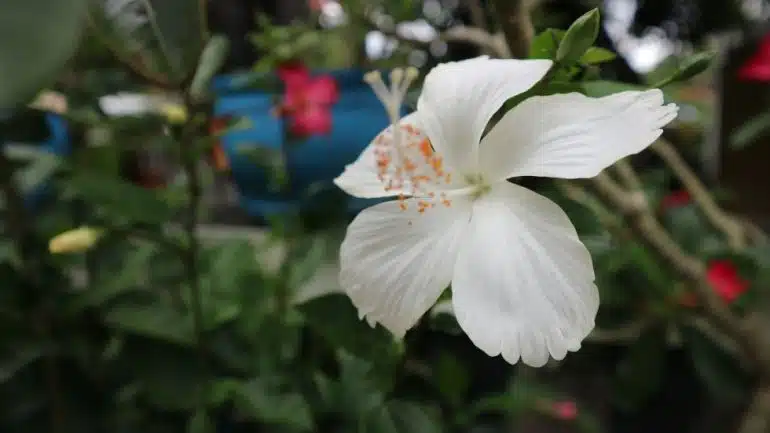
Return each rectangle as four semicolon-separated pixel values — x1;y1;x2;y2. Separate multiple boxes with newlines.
451;182;598;367
334;112;422;198
479;90;678;180
416;57;552;172
339;196;471;337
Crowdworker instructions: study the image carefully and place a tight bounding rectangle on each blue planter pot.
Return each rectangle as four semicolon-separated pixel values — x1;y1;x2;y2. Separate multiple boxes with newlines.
212;68;405;220
2;112;70;208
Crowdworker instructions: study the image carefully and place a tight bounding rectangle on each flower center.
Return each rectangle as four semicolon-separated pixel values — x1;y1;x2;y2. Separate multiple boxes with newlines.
464;173;492;200
365;68;454;214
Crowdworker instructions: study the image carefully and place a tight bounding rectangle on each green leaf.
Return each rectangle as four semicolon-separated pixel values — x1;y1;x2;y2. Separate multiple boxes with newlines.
187;410;214;433
612;328;667;412
190;35;229;101
88;0;207;84
681;323;750;404
580;47;617;65
233;378;313;430
66;244;157;313
653;51;715;88
730;110;770;150
363;401;442;433
299;295;401;370
556;9;600;65
529;29;564;60
0;0;88;109
104;302;196;346
64;171;175;224
673;51;715;83
581;80;646;98
432;352;469;408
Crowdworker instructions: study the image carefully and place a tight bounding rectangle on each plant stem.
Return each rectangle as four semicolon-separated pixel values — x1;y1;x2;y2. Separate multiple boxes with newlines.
177;100;208;372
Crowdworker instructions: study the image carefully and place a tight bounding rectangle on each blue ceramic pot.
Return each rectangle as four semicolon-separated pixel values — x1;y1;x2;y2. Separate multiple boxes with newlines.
212;68;405;220
3;113;70;208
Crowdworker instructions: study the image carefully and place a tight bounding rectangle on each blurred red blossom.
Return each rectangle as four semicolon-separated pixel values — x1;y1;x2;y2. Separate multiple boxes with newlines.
550;401;578;421
679;260;749;307
660;190;691;211
739;33;770;81
276;63;339;137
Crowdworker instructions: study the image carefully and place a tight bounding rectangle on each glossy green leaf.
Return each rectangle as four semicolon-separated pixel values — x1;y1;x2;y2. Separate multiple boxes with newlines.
556;9;600;65
0;0;88;109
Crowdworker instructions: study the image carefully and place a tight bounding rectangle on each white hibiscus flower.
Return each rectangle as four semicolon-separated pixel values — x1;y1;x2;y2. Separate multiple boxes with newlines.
333;56;678;367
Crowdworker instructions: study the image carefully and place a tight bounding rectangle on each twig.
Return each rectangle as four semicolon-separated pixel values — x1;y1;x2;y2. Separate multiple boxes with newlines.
613;159;643;191
738;384;770;433
591;172;770;374
586;319;654;343
650;139;747;250
490;0;536;58
463;0;488;30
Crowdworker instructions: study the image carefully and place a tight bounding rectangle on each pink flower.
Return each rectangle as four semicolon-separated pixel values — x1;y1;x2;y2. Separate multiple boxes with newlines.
660;190;691;211
551;401;578;421
276;63;339;137
308;0;329;11
739;34;770;81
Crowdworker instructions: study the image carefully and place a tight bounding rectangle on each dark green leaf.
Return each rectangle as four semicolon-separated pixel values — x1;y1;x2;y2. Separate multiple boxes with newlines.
88;0;207;84
187;410;214;433
299;295;401;369
432;352;469;408
64;171;175;224
363;401;442;433
0;0;87;109
104;302;195;346
674;51;715;83
580;47;617;65
14;152;62;195
556;9;600;65
612;328;667;412
681;323;751;404
234;378;313;430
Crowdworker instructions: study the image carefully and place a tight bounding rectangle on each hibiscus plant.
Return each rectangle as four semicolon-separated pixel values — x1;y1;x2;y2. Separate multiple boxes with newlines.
2;1;770;433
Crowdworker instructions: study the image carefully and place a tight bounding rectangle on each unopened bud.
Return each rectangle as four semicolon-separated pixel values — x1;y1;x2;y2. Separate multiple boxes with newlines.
49;227;103;254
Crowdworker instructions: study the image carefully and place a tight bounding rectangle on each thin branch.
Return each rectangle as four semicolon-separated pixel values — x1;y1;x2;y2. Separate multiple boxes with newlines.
591;172;770;374
613;159;643;191
650;139;748;250
738;384;770;433
490;0;535;58
586;319;654;343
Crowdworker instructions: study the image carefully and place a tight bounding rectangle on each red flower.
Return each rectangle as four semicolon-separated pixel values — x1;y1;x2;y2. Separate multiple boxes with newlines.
276;63;339;137
308;0;328;11
679;260;750;307
706;260;749;303
551;401;578;421
661;190;691;211
739;34;770;81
